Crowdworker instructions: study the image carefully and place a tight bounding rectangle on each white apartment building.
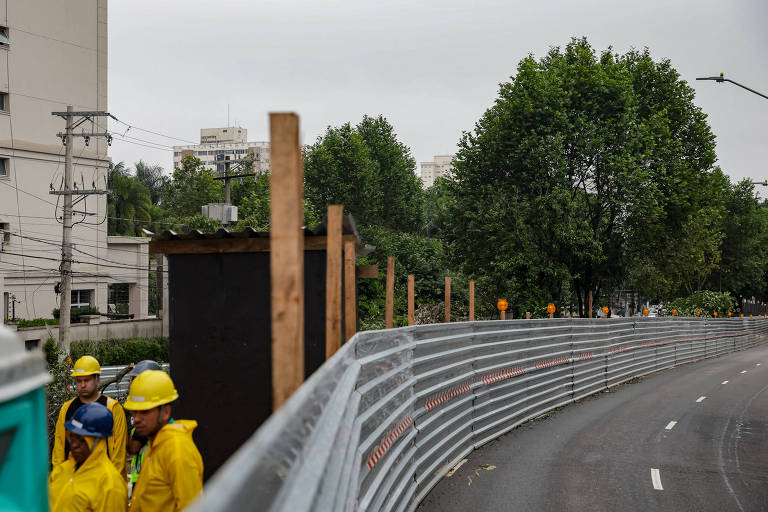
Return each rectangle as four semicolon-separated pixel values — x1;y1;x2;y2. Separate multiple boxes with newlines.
172;127;271;174
420;155;454;188
0;0;149;329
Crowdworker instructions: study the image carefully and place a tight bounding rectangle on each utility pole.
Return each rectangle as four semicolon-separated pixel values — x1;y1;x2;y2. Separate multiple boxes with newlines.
212;155;257;205
50;106;111;350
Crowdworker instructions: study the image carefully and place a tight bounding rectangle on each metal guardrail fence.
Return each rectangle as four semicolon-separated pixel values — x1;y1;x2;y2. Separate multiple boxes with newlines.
188;317;768;512
100;363;170;400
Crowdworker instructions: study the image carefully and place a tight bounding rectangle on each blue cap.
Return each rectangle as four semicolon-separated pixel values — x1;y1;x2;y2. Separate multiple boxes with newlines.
65;402;113;438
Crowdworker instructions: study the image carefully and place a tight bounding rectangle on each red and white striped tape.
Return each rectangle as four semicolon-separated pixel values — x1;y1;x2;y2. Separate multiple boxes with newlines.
577;352;593;361
367;414;414;470
481;366;526;386
424;381;472;411
534;356;570;370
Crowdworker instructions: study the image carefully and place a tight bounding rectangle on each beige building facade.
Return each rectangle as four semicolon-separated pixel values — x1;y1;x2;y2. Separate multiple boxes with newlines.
0;0;150;326
420;155;454;188
173;127;271;174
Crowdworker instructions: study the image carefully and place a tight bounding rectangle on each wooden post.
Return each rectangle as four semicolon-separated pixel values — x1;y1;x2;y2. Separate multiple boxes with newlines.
444;276;451;323
549;312;554;319
407;274;415;326
269;113;304;410
469;281;475;322
325;205;343;359
500;310;506;320
588;290;593;319
526;311;531;320
344;240;356;341
385;256;395;328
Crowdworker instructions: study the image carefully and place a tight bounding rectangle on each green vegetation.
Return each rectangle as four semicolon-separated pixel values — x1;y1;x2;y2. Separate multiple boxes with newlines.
662;291;737;317
52;306;101;323
15;317;59;328
69;337;169;365
107;38;768;322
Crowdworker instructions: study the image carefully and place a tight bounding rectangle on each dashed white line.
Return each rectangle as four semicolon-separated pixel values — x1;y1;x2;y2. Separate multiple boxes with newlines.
757;363;761;367
665;421;677;431
696;396;707;403
651;468;664;490
741;370;748;374
722;380;729;385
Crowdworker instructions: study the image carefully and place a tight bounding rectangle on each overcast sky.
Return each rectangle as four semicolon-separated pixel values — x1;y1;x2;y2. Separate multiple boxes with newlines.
108;0;768;188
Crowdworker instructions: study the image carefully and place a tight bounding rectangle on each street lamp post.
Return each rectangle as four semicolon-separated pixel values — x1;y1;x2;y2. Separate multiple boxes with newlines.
696;73;768;101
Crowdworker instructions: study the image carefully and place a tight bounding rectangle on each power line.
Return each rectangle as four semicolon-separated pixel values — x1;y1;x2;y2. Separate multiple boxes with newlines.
112;117;196;144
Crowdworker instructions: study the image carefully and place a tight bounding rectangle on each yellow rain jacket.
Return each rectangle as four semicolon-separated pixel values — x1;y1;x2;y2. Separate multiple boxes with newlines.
52;396;128;474
49;436;128;512
129;420;203;512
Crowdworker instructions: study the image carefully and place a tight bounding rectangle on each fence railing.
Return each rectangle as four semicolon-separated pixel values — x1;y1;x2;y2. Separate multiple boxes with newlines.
100;363;170;400
188;317;768;512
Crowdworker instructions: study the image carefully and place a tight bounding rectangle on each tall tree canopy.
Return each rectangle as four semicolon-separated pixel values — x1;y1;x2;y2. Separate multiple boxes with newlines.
444;38;723;316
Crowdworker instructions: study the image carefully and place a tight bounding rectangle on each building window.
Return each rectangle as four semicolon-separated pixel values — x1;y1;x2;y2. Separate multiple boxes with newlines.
0;92;8;113
0;27;8;47
0;158;8;177
71;290;92;309
0;222;9;245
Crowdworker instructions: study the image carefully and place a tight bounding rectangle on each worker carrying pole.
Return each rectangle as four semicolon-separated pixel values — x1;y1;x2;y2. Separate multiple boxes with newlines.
52;355;127;474
48;402;128;511
124;370;204;511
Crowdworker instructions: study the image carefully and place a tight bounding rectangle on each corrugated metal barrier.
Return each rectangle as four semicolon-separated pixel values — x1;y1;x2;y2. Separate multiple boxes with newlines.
187;317;768;512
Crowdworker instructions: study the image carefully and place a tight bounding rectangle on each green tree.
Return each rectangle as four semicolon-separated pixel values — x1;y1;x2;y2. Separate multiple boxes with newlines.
444;38;720;315
107;161;152;236
159;156;224;219
134;160;165;205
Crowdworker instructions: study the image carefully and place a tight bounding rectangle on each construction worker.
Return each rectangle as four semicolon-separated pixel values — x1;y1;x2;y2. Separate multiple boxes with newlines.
125;360;162;497
48;402;128;511
52;355;128;475
124;370;203;511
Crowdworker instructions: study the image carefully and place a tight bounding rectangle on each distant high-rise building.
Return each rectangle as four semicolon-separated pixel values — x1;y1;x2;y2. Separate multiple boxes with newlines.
420;155;454;188
172;127;270;174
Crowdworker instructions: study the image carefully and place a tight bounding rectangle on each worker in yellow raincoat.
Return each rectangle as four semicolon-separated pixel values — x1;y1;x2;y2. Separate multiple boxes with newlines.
124;370;203;511
52;355;127;475
48;401;127;511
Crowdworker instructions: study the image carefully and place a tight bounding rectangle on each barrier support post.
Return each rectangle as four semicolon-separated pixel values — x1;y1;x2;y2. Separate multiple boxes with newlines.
344;240;357;341
444;276;451;323
325;205;343;359
469;280;475;322
385;256;395;328
407;274;415;326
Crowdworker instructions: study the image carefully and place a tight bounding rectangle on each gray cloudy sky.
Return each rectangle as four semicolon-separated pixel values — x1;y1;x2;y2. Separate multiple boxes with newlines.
108;0;768;187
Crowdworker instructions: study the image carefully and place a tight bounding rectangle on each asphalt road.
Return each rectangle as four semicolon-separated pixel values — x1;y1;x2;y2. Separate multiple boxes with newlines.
418;344;768;512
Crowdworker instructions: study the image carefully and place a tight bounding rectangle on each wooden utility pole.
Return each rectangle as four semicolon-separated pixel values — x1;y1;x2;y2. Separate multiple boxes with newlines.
588;290;593;318
325;205;343;358
212;155;257;205
344;240;356;341
50;107;110;350
385;257;395;328
407;274;415;326
269;113;304;409
469;281;475;321
444;276;451;323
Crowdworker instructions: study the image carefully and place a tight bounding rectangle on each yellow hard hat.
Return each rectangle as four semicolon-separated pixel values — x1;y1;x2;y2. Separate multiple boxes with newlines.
71;355;101;377
124;370;179;410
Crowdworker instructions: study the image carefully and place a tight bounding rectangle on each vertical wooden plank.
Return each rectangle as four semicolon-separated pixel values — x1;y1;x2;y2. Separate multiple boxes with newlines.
385;256;395;328
325;205;343;358
344;240;357;342
270;113;304;410
526;311;531;320
469;280;475;322
407;274;415;326
588;290;593;319
500;310;506;320
444;276;451;323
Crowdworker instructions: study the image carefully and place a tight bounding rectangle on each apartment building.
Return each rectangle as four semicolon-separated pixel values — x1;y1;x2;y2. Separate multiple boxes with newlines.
172;127;271;174
0;0;149;328
420;155;454;188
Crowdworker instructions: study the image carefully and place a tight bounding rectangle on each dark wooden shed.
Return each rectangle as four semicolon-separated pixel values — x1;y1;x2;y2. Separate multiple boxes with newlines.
149;221;370;480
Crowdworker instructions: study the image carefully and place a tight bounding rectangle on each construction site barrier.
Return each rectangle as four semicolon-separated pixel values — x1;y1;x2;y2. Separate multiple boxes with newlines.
187;317;768;512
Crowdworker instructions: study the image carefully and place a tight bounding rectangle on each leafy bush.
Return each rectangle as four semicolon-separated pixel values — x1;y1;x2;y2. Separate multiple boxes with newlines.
43;338;74;454
69;337;169;365
52;307;101;324
16;317;59;329
661;290;737;317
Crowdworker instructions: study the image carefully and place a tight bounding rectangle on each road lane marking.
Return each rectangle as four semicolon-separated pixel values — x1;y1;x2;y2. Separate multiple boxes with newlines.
741;370;748;374
722;381;729;385
696;396;707;403
446;458;468;477
651;468;664;490
757;364;761;366
665;421;677;431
